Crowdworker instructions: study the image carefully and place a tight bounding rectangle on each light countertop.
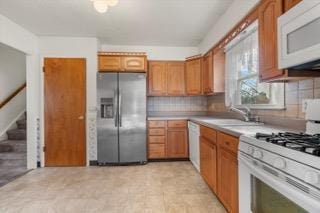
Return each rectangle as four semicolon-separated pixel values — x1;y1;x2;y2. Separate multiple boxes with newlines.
148;115;298;138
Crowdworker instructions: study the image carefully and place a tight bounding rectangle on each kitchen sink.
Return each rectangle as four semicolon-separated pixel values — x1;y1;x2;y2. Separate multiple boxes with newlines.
200;119;263;126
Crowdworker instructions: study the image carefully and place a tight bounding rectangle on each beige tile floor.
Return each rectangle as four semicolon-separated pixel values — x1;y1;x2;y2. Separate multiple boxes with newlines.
0;162;226;213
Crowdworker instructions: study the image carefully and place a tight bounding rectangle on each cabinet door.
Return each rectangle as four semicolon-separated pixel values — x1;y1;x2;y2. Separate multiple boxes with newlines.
258;0;284;81
284;0;302;12
122;56;146;72
218;148;238;213
186;59;202;95
167;128;188;158
167;62;185;95
98;56;122;71
213;48;225;93
202;52;213;95
200;137;217;193
148;62;167;96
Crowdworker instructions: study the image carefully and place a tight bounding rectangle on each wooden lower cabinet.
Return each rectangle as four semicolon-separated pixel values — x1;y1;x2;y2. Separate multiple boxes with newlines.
218;147;238;213
167;128;188;158
200;136;217;193
148;120;188;159
200;126;239;213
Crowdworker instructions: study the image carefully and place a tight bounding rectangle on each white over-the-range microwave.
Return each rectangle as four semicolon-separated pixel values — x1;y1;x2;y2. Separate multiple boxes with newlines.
278;0;320;70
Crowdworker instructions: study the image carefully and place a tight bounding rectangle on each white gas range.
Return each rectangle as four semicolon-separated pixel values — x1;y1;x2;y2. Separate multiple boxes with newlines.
238;100;320;213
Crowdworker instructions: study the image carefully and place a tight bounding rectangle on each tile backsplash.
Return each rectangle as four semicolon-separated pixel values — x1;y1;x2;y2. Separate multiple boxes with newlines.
148;96;207;112
207;78;320;120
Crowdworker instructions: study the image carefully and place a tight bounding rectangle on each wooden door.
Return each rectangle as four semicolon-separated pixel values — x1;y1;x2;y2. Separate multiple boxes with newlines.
122;56;146;72
148;61;167;96
167;62;185;95
202;52;213;95
167;128;188;158
186;59;202;95
218;148;238;213
258;0;283;81
200;137;217;193
213;48;225;93
98;55;122;71
284;0;301;12
44;58;86;166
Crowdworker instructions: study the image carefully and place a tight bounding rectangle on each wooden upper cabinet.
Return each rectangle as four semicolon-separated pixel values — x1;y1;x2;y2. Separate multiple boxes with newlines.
98;53;147;72
186;58;202;95
213;48;225;93
148;61;167;96
167;62;185;96
258;0;284;81
284;0;302;12
99;56;122;71
167;128;188;158
202;51;214;95
122;56;146;71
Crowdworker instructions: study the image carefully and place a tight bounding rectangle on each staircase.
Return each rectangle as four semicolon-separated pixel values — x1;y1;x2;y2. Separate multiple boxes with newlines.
0;115;28;187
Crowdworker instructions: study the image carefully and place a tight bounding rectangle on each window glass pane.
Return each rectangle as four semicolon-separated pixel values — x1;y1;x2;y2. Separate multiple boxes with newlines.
240;77;271;105
251;176;308;213
238;30;259;78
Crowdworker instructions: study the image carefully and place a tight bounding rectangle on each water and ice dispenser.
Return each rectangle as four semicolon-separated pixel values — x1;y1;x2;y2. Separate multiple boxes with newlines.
100;98;114;118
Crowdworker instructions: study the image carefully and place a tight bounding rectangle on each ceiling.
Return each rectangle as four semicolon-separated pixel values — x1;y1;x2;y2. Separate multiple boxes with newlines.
0;0;233;46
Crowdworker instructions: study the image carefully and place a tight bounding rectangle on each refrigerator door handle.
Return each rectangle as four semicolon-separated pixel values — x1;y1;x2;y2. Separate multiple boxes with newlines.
119;89;122;127
114;88;118;127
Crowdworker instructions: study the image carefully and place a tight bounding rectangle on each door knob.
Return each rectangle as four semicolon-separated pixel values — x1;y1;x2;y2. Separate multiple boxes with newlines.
78;115;84;120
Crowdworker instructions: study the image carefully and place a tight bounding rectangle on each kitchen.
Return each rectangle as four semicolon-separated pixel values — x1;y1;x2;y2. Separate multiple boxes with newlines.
0;0;320;212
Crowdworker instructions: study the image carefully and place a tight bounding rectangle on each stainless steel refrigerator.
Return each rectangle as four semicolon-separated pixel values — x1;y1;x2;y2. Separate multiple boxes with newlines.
97;72;147;165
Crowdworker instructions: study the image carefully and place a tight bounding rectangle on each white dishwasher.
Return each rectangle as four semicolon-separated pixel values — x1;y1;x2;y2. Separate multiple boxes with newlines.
188;121;200;172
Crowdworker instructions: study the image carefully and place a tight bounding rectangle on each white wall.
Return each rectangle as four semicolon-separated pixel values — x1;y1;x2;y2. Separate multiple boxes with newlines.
39;36;98;165
100;44;199;60
0;14;39;169
198;0;260;54
0;43;26;140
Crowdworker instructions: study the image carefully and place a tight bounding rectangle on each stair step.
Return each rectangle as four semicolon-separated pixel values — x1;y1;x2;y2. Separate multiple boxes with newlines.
6;129;26;140
0;140;26;153
16;119;26;130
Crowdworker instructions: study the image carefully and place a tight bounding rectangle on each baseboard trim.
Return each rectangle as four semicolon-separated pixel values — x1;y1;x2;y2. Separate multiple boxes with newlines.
89;160;98;166
148;158;190;162
0;109;26;141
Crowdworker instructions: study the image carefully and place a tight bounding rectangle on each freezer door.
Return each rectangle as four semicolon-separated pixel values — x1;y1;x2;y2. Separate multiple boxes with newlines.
97;73;119;163
118;73;147;163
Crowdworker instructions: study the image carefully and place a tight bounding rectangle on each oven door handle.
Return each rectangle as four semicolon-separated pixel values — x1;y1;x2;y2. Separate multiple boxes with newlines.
238;153;320;213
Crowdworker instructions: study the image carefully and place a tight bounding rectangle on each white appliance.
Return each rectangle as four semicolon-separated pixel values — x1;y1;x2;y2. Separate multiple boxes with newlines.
305;99;320;134
278;0;320;69
188;121;200;172
238;100;320;212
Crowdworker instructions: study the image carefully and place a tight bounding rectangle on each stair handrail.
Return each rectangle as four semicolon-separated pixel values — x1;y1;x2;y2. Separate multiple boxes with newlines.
0;83;26;109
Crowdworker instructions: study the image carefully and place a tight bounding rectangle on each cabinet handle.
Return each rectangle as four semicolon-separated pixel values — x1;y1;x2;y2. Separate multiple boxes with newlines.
225;141;230;146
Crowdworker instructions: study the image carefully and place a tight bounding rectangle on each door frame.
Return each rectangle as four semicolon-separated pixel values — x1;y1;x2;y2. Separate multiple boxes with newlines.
41;57;87;167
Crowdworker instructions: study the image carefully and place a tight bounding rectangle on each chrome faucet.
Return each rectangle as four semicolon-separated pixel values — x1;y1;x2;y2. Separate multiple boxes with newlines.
229;106;251;122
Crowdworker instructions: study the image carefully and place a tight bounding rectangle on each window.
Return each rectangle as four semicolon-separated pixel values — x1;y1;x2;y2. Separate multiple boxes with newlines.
225;21;284;109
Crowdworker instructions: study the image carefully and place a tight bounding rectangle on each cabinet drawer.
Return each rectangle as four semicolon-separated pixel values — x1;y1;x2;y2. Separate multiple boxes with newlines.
148;121;166;128
148;144;165;158
167;120;187;128
148;128;165;136
149;136;165;144
200;126;217;143
217;132;239;154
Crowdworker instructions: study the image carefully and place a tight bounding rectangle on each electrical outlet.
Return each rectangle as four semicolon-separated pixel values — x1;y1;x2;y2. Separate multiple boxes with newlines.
302;99;310;113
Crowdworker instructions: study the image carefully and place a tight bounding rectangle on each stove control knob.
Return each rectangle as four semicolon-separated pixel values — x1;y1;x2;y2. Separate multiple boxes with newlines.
253;150;263;159
273;158;286;169
304;171;319;185
247;146;254;155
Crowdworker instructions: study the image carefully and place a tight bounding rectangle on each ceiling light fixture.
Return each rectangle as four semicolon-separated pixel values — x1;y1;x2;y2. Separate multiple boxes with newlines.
91;0;119;13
